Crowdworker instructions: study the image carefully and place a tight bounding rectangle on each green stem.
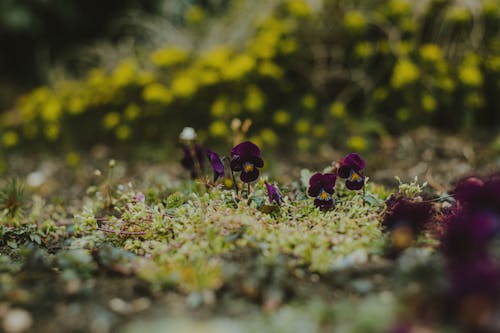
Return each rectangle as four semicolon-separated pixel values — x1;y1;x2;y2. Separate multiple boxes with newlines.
230;169;239;195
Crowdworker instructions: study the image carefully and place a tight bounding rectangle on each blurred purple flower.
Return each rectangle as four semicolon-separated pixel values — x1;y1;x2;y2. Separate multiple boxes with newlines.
230;141;264;183
448;257;500;301
337;153;366;190
265;182;281;205
453;174;500;215
194;144;205;171
442;211;499;263
308;173;336;211
180;144;197;179
135;192;145;203
180;144;206;179
206;149;225;182
382;196;433;249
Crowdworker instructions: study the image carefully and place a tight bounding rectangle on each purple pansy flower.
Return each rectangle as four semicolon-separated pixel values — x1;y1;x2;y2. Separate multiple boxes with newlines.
180;144;205;179
448;257;500;301
181;144;197;179
308;173;336;211
453;174;500;215
442;211;499;263
337;153;366;190
230;141;264;183
206;149;225;182
382;196;433;249
194;144;205;171
265;182;281;205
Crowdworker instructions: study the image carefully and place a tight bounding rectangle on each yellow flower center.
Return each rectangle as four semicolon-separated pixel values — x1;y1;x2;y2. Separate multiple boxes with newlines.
349;171;362;182
319;191;329;200
244;163;254;173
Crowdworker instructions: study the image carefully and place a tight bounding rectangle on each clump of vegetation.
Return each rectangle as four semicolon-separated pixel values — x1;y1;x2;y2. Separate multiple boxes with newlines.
1;0;500;155
0;178;25;217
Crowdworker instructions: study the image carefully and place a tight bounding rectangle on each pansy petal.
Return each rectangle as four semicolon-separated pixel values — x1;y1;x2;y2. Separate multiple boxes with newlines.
240;168;259;183
314;198;333;211
265;182;281;205
308;173;324;197
206;149;225;181
346;178;364;190
194;144;205;170
231;141;261;158
337;165;351;179
322;173;337;193
230;156;242;171
340;153;366;172
249;156;264;168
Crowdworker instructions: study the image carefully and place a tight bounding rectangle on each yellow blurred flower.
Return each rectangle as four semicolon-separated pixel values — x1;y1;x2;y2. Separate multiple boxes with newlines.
151;47;188;68
258;61;283;79
329;102;346;118
446;6;470;23
419;44;443;62
171;75;197;97
374;88;388;101
211;97;227;117
67;96;86;115
244;85;265;112
273;110;290;125
295;118;311;134
355;42;374;59
396;108;410;121
458;66;483;87
302;94;316;109
421;94;437;112
200;46;233;68
185;5;205;24
312;125;327;138
248;31;279;59
388;0;411;16
395;41;413;56
103;112;120;129
279;38;298;54
260;128;278;146
486;56;500;72
125;104;140;121
41;97;62;122
66;152;81;166
287;0;312;16
44;124;60;141
297;137;311;151
344;10;367;32
2;131;19;147
199;69;219;85
347;135;368;151
438;77;455;92
391;58;420;88
142;83;173;104
116;125;131;140
112;59;137;88
209;120;228;137
465;93;484;109
222;55;255;80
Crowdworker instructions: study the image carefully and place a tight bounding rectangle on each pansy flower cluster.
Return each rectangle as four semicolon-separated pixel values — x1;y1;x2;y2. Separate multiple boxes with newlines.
180;130;367;211
179;128;269;197
440;175;500;327
307;153;366;211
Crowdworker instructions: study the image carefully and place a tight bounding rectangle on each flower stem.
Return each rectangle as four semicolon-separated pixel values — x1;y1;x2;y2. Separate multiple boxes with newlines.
230;169;239;195
247;182;251;198
362;182;366;207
